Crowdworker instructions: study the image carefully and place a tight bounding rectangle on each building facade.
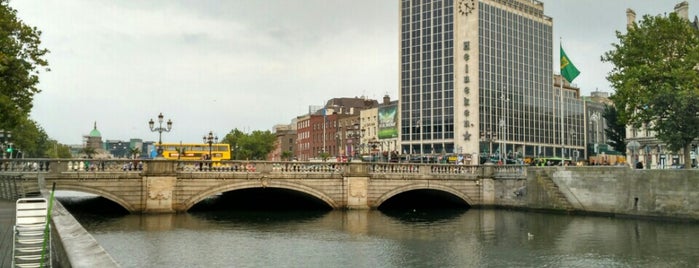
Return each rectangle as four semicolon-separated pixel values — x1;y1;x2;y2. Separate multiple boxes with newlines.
583;90;615;159
399;0;582;163
295;97;378;161
270;123;297;161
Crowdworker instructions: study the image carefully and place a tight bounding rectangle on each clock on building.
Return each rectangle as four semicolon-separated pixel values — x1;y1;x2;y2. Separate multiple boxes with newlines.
458;0;476;16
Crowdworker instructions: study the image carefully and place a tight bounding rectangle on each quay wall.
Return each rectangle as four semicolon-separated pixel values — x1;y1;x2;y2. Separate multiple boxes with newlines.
36;177;120;268
499;167;699;221
50;197;120;268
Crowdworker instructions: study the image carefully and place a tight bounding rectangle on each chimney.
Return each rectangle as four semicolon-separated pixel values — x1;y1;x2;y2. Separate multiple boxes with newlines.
626;8;636;28
383;95;390;105
675;1;689;20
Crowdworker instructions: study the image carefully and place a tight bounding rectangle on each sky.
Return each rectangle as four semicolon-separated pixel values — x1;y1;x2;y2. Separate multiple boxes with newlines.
9;0;695;145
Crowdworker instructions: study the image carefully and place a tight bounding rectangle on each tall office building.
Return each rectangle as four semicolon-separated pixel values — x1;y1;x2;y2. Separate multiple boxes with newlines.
400;0;583;161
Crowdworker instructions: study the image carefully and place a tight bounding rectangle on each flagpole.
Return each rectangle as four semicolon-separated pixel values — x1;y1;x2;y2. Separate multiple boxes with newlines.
559;38;564;160
559;40;580;163
560;76;564;160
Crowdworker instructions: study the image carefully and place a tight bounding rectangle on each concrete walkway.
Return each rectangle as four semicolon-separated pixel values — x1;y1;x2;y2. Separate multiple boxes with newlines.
0;199;16;267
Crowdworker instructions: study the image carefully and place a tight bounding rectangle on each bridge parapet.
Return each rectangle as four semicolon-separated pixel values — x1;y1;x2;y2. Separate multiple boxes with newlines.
493;165;527;179
0;159;527;180
0;159;52;172
174;161;349;174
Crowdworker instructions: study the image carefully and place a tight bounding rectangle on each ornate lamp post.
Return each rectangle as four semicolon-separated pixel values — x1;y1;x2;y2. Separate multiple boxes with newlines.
203;131;218;159
148;113;172;158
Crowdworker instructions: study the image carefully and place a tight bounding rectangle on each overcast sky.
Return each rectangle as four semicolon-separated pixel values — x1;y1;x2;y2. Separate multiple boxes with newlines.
10;0;694;145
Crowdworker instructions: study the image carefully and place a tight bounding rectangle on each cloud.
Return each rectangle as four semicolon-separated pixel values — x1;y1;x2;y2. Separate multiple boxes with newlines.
14;0;397;144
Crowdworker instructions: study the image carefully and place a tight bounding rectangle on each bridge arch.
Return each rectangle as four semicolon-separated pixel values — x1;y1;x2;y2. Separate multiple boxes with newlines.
52;184;136;212
372;183;475;208
183;180;339;211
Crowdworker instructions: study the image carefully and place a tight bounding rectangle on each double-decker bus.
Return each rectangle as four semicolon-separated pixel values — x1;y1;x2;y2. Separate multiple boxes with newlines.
159;143;231;161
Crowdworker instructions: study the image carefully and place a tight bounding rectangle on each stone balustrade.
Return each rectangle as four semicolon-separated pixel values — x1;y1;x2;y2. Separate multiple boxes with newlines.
0;159;523;178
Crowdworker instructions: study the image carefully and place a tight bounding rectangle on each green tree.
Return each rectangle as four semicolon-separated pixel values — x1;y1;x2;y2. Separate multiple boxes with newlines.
318;151;331;162
602;13;699;168
9;117;48;158
45;140;72;158
281;151;293;161
221;128;276;160
81;147;96;159
0;1;50;130
129;147;141;159
602;105;626;153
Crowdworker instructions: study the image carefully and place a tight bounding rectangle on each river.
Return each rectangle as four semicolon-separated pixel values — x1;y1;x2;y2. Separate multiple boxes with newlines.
58;195;699;268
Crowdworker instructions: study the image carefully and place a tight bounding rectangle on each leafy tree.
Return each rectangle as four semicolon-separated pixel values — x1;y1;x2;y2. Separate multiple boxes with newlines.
319;151;331;162
81;147;96;159
129;147;141;159
602;13;699;168
0;1;50;130
221;128;276;160
281;151;293;161
44;140;71;158
9;117;47;157
602;105;626;153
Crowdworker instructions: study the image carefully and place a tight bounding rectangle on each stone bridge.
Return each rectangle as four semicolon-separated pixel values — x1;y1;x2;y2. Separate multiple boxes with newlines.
0;159;527;213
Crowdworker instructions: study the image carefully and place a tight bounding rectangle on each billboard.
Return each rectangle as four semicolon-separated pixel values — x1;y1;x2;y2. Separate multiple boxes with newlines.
378;104;398;139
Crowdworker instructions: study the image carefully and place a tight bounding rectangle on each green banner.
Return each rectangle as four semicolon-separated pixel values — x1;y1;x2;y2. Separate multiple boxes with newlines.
378;104;398;139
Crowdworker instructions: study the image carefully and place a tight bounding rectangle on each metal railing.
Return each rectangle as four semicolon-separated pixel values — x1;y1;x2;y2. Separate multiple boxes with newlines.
0;175;40;200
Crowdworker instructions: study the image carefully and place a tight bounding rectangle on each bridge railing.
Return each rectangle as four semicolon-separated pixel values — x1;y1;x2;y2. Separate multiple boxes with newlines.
0;158;527;178
367;162;481;175
493;164;527;178
0;159;144;173
176;160;349;174
0;159;53;172
62;159;144;172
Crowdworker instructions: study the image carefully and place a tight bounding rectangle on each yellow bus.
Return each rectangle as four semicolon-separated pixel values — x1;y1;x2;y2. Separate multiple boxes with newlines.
160;143;231;161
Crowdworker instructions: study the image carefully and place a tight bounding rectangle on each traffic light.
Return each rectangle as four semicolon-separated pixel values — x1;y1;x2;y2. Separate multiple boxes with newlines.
5;147;11;153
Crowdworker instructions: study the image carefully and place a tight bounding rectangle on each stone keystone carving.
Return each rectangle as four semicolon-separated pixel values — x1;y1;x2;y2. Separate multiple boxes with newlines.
350;179;367;198
148;178;172;200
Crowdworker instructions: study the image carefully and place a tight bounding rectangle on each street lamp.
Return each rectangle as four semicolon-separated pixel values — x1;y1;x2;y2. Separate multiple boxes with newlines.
644;145;651;169
564;128;579;162
627;140;641;168
500;94;510;163
569;130;578;164
203;131;218;159
590;112;600;154
148;113;172;158
480;129;497;164
498;118;505;164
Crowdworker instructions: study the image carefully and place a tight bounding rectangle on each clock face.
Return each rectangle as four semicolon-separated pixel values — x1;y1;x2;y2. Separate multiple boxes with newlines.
458;0;475;16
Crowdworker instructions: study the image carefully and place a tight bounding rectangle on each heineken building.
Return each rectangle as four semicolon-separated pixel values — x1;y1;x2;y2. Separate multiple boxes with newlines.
399;0;585;163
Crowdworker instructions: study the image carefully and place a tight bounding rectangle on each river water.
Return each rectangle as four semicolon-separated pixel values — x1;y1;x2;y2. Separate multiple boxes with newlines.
59;195;699;268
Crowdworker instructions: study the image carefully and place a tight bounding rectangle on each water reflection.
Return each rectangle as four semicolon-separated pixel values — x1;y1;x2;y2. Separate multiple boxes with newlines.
189;210;329;225
379;208;466;224
59;196;699;267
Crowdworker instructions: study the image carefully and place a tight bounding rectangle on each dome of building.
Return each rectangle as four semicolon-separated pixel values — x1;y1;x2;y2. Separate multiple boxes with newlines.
89;122;101;137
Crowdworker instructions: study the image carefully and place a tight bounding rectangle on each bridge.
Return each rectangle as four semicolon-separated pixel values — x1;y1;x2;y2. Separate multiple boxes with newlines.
0;159;527;213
